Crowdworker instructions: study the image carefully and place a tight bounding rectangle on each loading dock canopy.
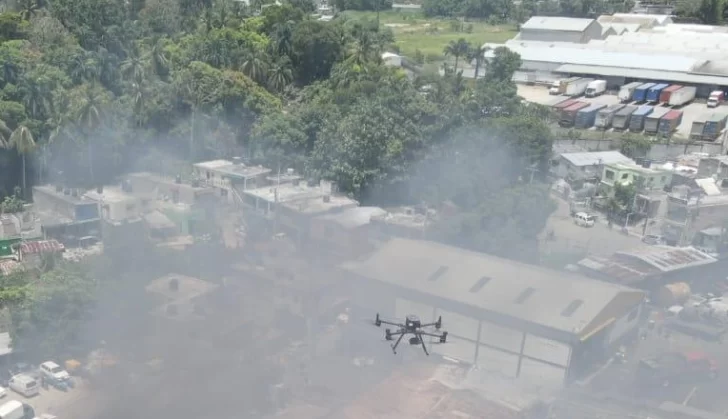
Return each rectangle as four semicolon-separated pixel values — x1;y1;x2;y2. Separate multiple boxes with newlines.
555;64;728;86
341;238;644;339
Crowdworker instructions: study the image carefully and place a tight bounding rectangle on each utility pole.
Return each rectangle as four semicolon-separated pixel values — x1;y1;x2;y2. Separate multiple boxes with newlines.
375;0;380;27
525;166;538;184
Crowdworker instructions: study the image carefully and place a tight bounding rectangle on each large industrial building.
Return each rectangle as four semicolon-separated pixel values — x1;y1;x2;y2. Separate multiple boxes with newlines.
488;14;728;96
341;238;645;389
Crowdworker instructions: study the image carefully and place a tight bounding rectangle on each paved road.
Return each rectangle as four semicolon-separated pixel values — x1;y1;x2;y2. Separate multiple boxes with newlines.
540;196;650;259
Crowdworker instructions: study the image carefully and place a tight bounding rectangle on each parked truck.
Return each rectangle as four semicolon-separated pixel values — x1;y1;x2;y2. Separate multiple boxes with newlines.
690;115;708;140
669;86;697;107
585;80;607;98
707;91;725;108
646;83;669;103
644;107;671;133
618;82;642;103
658;110;683;135
559;102;590;127
565;78;594;97
612;105;638;130
702;113;728;141
575;103;607;128
660;85;683;103
595;104;625;129
549;77;582;95
552;98;578;111
633;83;656;102
630;105;654;132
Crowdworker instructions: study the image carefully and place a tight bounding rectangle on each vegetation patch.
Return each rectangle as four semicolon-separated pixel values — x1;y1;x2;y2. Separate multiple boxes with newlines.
343;10;517;61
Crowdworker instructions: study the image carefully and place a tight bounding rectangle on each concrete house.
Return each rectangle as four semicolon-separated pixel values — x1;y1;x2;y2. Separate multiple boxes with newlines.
341;238;645;388
555;151;633;181
192;159;272;204
601;161;672;194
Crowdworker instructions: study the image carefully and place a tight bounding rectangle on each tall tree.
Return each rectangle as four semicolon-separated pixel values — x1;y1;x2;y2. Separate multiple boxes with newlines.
8;125;36;197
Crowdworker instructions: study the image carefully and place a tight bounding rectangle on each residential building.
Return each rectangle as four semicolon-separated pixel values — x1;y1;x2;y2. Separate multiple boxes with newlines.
555;151;632;181
516;17;603;44
310;206;387;259
341;238;645;387
696;155;728;179
32;185;101;241
662;183;728;246
241;180;358;242
369;206;438;241
84;186;148;224
576;245;718;289
192;159;272;204
126;172;216;206
601;161;672;194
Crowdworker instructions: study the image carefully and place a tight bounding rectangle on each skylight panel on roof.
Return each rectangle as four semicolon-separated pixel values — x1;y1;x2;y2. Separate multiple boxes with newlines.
514;287;536;304
428;266;449;282
469;277;491;293
561;299;584;317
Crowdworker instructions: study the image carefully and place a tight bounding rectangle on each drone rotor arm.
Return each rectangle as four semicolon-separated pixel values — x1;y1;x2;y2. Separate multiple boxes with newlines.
378;319;404;327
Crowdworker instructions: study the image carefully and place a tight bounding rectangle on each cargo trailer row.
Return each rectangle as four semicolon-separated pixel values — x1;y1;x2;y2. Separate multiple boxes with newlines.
630;106;653;131
575;104;607;128
644;107;671;133
616;82;696;107
595;104;625;129
552;98;685;133
559;102;590;127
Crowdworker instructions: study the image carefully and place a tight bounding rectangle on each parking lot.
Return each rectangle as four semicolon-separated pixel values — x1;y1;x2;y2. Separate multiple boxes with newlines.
517;84;724;140
2;377;97;418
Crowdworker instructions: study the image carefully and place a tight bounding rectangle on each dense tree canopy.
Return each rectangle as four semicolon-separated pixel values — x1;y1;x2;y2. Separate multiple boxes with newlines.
0;0;566;357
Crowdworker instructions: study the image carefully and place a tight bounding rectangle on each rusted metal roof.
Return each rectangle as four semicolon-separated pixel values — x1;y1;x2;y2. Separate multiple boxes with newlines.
578;246;717;284
19;240;65;255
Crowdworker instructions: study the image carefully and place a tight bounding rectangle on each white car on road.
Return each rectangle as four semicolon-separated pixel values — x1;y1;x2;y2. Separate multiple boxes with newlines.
39;362;69;383
573;212;596;228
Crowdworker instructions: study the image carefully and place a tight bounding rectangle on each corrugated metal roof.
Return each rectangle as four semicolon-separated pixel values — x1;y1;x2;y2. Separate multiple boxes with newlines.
579;246;717;284
555;64;728;86
341;238;643;336
521;16;595;32
0;260;20;276
695;178;722;196
315;206;387;230
560;151;632;167
19;240;64;255
497;42;699;73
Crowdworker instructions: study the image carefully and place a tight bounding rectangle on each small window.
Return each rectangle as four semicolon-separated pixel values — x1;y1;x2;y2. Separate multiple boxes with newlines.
627;307;639;322
514;287;535;304
561;299;583;317
428;266;449;282
621;173;629;179
469;277;491;293
605;170;615;180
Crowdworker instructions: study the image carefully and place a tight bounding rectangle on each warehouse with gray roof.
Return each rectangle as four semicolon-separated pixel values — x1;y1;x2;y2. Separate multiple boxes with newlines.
341;238;645;388
486;14;728;95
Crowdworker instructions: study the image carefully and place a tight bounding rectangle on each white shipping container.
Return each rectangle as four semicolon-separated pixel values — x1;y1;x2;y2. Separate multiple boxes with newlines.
565;78;594;97
669;86;697;107
618;82;642;102
585;80;607;97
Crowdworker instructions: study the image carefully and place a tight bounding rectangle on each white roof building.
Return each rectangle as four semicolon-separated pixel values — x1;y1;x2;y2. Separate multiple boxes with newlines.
517;16;603;44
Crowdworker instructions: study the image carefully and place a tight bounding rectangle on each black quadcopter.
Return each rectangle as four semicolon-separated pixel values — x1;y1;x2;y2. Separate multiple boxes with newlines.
373;313;448;355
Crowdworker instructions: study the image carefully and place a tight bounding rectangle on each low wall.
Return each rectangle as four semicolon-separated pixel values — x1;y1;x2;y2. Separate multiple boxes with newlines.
553;139;725;160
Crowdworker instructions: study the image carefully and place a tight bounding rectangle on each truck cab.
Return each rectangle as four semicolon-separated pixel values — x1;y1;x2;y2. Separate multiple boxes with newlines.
549;80;563;95
707;90;725;108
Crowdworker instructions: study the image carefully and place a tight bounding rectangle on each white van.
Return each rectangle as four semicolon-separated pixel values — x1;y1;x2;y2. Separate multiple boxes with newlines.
573;212;596;227
8;375;38;398
0;400;33;419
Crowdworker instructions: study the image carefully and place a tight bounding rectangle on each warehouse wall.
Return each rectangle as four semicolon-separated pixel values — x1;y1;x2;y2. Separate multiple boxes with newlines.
520;30;584;44
394;296;570;388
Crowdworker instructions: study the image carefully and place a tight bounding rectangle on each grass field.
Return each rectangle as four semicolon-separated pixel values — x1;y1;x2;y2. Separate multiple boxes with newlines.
342;10;518;62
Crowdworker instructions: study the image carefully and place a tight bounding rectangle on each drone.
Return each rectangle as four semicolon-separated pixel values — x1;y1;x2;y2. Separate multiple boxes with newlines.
373;313;448;355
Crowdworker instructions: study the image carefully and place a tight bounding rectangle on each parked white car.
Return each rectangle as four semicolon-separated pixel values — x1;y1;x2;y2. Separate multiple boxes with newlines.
573;212;596;228
39;362;69;383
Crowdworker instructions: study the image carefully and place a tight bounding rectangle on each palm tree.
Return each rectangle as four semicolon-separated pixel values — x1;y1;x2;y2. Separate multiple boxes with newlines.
0;119;10;148
468;45;490;79
9;126;36;197
150;39;169;78
120;50;147;85
443;38;471;71
241;51;269;85
17;0;38;21
77;86;105;180
270;22;294;57
267;59;293;92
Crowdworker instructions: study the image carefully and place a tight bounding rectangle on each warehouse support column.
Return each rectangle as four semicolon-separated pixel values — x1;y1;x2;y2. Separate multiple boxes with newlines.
473;320;482;365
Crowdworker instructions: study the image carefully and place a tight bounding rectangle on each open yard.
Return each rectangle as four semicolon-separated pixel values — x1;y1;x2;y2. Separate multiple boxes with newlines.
342;10;517;62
